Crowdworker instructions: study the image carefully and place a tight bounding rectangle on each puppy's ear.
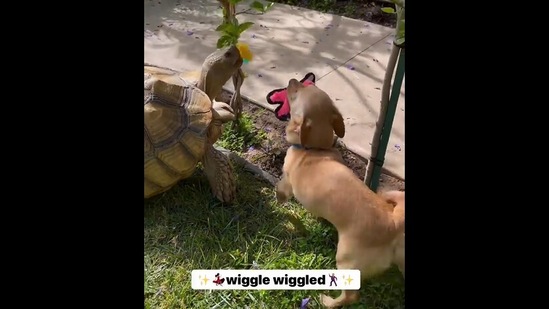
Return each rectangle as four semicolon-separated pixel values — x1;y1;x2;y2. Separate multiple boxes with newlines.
299;117;312;145
332;108;345;138
285;115;302;144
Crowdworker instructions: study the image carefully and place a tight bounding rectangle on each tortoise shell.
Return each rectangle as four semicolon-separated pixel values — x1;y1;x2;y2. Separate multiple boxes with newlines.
144;65;213;198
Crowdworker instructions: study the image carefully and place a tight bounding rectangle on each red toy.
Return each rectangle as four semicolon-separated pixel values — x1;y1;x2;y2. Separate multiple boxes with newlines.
265;72;316;121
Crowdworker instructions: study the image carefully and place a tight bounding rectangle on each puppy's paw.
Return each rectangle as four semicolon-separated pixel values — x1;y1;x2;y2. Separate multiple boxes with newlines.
320;294;338;308
275;189;289;204
321;291;360;308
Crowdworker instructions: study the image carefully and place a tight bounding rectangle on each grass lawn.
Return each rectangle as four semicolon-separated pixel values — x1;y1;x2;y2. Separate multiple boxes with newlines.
144;121;405;308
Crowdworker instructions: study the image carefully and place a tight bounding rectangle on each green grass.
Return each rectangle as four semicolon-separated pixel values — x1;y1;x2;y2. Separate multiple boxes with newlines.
145;114;403;308
144;165;404;308
217;113;267;154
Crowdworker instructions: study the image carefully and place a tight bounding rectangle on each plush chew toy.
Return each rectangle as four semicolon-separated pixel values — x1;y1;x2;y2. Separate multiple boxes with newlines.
266;72;316;121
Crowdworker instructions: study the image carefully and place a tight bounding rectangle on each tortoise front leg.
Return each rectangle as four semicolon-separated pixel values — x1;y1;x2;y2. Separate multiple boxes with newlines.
202;145;236;203
208;103;235;144
212;101;236;123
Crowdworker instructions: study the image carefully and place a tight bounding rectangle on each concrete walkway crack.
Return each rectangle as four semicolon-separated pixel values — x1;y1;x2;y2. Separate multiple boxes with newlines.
317;33;393;81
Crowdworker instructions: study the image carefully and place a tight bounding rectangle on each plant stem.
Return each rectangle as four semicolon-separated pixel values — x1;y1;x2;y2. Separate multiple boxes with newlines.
364;44;402;190
218;0;235;24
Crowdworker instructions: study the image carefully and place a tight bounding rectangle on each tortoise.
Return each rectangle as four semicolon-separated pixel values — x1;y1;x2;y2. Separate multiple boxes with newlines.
144;45;244;203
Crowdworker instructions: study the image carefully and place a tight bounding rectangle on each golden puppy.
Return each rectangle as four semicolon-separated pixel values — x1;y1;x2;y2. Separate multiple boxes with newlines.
285;79;345;149
276;144;405;307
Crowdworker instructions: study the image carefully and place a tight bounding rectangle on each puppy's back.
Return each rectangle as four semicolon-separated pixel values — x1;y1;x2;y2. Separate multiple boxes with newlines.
290;149;401;243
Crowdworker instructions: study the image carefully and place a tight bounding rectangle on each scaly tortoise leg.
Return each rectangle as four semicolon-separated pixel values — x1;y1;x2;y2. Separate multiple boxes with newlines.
202;145;236;203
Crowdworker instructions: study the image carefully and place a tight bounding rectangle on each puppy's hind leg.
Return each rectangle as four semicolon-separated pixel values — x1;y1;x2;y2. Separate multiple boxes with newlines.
394;233;405;277
320;236;361;308
320;291;359;308
275;175;293;203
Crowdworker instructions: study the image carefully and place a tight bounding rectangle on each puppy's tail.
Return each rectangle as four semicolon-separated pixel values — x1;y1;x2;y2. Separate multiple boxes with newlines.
381;190;405;233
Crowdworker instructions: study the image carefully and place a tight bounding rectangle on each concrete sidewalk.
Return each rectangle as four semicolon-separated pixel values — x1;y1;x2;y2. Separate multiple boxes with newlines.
145;0;405;180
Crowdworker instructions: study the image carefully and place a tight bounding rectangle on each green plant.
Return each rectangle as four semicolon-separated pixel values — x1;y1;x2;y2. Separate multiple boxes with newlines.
313;0;336;12
344;1;358;16
380;0;405;46
216;0;274;48
217;112;267;153
364;0;405;189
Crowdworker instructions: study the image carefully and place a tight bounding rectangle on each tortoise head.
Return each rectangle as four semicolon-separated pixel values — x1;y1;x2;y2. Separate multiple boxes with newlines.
198;45;243;101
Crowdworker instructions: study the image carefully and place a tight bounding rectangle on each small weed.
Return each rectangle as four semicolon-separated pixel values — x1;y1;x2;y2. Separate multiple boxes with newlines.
344;1;358;16
217;112;267;153
309;0;336;12
275;0;336;12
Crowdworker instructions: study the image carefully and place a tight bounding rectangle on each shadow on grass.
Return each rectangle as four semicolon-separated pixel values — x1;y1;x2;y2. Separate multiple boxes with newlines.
144;162;403;308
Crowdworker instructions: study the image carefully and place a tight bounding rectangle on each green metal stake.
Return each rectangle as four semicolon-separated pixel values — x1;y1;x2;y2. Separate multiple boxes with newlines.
367;48;405;191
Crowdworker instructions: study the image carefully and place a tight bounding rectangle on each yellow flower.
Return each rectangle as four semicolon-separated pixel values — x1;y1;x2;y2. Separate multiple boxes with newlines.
236;42;253;62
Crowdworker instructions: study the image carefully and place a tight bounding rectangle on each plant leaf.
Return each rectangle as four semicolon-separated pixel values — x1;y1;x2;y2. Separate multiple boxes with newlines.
217;35;233;48
215;23;231;32
264;2;274;11
381;7;396;14
389;0;405;8
237;22;254;34
394;5;405;45
223;23;240;37
250;1;265;12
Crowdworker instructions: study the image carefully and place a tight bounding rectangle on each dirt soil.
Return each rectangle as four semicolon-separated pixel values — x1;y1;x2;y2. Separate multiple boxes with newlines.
272;0;397;28
218;91;404;192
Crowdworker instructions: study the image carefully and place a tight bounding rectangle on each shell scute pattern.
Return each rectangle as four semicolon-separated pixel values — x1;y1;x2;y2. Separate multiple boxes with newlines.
144;72;213;198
